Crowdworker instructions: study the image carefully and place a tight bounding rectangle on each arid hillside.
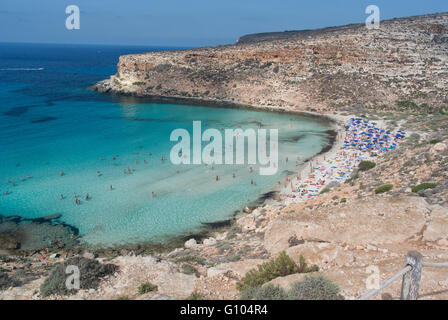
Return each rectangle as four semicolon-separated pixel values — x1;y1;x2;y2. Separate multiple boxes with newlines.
93;13;448;112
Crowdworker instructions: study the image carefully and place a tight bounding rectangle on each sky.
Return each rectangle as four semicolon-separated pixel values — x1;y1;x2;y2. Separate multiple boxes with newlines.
1;0;447;47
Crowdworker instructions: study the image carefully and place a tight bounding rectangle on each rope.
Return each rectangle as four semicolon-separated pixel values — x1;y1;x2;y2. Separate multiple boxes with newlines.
422;262;448;268
358;265;412;300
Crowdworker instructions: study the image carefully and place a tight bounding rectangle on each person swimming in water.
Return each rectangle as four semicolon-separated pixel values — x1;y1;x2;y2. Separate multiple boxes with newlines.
85;194;89;201
60;171;64;177
60;194;64;200
152;192;155;198
216;175;219;181
110;185;113;191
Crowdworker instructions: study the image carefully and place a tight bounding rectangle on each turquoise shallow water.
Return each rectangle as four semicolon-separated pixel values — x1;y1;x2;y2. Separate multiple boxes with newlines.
0;43;332;246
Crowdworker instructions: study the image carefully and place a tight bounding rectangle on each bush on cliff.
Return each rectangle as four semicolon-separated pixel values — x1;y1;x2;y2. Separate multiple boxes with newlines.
138;282;158;295
186;291;204;300
236;252;318;292
40;257;118;297
411;183;437;193
181;264;199;276
240;275;342;300
358;160;376;171
287;275;342;300
375;184;393;194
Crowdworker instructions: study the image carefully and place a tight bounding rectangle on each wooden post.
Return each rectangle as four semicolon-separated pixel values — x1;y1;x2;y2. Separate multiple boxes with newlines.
401;251;423;300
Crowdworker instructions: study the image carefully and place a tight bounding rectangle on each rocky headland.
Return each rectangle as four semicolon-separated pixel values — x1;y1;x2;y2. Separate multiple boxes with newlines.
2;12;448;300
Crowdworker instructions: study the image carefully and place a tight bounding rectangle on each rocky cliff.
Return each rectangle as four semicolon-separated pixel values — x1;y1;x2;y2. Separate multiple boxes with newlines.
93;12;448;112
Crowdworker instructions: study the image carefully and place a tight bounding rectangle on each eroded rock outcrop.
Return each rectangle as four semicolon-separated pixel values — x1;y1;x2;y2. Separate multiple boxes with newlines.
264;196;430;255
93;13;448;112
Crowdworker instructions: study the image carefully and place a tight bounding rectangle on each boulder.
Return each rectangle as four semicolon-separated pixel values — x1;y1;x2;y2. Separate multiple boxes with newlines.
184;238;199;249
82;251;96;259
236;215;257;232
203;237;217;246
286;242;355;268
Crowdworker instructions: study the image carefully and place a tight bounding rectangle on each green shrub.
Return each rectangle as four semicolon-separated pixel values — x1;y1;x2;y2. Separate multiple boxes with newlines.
375;184;393;194
138;282;158;295
411;183;437;193
430;139;442;144
181;264;198;276
0;272;22;290
287;275;342;300
396;101;419;109
240;284;288;300
236;252;318;292
358;161;376;171
186;291;204;300
132;81;145;86
40;257;118;297
174;255;206;265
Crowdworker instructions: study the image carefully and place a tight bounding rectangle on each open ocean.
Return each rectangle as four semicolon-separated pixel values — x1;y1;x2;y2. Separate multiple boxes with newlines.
0;43;332;246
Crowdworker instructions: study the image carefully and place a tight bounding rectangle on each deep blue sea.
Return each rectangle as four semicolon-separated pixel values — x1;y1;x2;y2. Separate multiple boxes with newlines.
0;43;331;246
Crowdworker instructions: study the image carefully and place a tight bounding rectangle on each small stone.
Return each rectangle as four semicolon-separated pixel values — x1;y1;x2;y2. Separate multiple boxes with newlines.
203;237;217;246
184;238;199;249
82;252;96;259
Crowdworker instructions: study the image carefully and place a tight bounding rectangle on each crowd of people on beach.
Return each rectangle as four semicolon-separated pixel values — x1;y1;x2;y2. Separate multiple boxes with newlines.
280;118;407;203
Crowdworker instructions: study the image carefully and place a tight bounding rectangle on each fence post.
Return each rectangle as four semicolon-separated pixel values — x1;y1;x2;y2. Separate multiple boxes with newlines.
400;251;423;300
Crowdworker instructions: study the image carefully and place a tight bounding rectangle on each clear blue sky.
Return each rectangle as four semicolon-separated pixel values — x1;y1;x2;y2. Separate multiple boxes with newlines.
1;0;447;47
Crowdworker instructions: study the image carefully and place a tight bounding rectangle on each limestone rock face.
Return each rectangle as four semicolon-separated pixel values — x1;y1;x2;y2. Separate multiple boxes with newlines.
236;215;257;232
286;243;355;268
424;206;448;242
95;256;197;299
264;196;430;255
93;13;448;112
